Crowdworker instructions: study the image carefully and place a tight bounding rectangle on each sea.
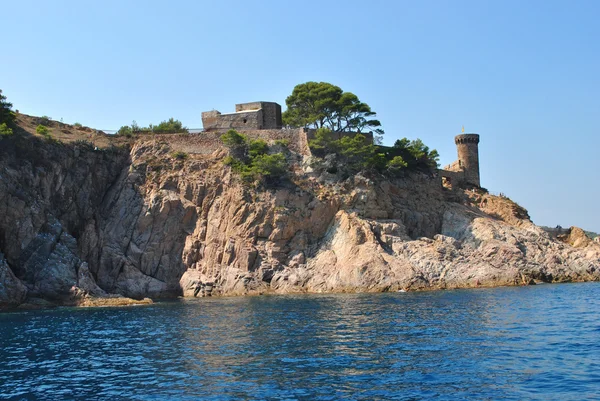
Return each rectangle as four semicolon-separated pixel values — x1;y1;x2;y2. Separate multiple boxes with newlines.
1;283;599;400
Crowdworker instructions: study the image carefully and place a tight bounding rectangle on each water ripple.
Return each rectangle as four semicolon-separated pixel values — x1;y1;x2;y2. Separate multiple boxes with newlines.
1;283;599;400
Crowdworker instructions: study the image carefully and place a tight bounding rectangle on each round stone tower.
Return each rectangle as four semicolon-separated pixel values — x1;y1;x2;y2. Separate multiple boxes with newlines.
455;133;480;187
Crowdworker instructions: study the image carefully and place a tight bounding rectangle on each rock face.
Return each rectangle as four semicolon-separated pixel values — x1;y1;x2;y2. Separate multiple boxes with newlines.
0;131;599;308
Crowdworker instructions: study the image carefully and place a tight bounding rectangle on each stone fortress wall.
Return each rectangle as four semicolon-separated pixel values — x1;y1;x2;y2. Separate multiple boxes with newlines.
158;128;311;156
202;102;282;131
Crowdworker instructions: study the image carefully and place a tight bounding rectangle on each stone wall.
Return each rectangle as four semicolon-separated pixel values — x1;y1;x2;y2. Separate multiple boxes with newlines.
155;128;311;156
203;102;282;131
202;110;263;131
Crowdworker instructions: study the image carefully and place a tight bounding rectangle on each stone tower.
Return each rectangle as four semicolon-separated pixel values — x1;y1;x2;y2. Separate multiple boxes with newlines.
454;133;480;187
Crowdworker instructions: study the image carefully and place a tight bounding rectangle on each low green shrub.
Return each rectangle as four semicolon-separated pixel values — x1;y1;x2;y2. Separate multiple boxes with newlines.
221;129;247;147
387;155;408;175
73;122;83;128
152;118;188;134
171;151;189;160
36;124;50;136
39;116;52;126
0;122;13;137
117;125;133;137
221;129;287;186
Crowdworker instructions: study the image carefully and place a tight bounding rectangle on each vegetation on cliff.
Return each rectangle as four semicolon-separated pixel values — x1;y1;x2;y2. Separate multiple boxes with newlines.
117;118;188;136
221;129;287;186
0;89;15;126
308;128;439;177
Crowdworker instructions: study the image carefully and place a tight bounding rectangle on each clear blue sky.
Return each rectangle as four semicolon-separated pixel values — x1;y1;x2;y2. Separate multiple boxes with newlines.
2;0;599;232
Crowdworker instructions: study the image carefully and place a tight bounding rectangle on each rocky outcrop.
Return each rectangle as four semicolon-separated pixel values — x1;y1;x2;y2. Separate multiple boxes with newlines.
0;128;599;308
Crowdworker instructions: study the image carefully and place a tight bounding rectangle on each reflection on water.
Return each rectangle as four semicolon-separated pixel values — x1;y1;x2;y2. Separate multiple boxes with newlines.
1;283;599;400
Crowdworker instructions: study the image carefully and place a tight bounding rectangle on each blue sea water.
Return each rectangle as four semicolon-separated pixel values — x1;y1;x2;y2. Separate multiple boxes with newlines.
1;283;599;400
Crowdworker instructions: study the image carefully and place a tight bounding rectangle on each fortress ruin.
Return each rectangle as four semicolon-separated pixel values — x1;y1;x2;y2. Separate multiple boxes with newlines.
202;102;282;131
197;102;482;188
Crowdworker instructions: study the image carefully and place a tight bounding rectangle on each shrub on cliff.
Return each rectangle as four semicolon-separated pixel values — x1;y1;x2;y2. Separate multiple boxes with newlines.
117;125;133;137
0;123;13;137
221;130;287;186
171;151;189;160
36;124;50;136
151;118;188;134
221;129;247;148
392;138;439;169
387;156;408;175
309;128;386;174
0;89;16;126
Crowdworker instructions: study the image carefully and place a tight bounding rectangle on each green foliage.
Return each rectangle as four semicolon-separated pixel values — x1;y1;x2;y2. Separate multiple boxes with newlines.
115;118;187;136
36;124;57;142
152;118;187;134
336;134;379;171
0;89;16;125
221;129;247;147
117;125;133;137
0;123;13;137
39;116;52;126
220;130;287;186
248;139;268;158
309;128;384;173
251;153;287;178
73;122;83;128
171;151;189;160
309;129;438;177
387;156;408;175
308;128;335;156
282;82;383;135
36;124;50;136
392;138;440;169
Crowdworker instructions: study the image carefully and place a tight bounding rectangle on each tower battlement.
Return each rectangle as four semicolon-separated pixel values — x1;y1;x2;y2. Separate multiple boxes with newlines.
454;134;480;145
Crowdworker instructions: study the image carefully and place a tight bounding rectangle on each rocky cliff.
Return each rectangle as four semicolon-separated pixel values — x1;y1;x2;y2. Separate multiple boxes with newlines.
1;118;598;308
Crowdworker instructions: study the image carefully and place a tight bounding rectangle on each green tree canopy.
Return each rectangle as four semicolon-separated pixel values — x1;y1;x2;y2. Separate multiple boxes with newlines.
0;89;15;125
151;118;187;133
282;82;383;135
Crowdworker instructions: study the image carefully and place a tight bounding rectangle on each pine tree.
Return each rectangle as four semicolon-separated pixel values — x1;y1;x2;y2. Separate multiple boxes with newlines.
0;89;15;125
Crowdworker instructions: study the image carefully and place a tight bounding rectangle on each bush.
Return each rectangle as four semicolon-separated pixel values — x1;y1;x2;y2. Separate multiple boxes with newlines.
73;122;83;128
171;151;189;160
117;125;133;137
220;129;287;186
39;116;52;126
308;128;335;157
248;139;268;157
392;138;439;169
152;118;187;134
310;128;385;173
0;123;13;137
251;153;287;178
36;124;50;136
387;155;408;175
221;129;247;148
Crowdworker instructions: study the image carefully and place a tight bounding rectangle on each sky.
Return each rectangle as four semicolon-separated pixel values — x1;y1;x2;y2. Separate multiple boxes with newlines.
1;0;599;232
